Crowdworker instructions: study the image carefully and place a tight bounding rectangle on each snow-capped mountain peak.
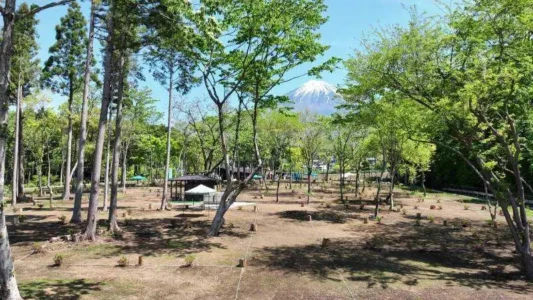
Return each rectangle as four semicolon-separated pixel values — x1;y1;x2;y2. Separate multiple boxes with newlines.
286;80;340;115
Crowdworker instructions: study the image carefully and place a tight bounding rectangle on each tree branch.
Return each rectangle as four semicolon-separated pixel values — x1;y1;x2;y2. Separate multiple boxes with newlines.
20;0;73;19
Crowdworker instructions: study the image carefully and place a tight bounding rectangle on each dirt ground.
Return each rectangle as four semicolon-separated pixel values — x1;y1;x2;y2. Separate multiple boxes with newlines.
6;181;533;299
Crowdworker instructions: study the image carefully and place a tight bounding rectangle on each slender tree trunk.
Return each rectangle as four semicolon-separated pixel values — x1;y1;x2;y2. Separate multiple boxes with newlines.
102;108;113;211
307;165;312;204
38;163;43;197
276;171;281;203
289;165;292;189
121;142;128;193
421;171;426;197
108;53;126;234
72;0;97;224
47;140;53;209
83;9;114;241
325;161;330;182
340;162;345;204
160;69;174;210
62;82;74;200
17;112;24;199
388;166;396;210
354;168;360;197
374;158;386;218
11;83;21;206
0;1;22;296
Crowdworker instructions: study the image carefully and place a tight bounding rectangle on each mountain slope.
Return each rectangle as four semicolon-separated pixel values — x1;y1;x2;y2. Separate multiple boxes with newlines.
286;80;340;115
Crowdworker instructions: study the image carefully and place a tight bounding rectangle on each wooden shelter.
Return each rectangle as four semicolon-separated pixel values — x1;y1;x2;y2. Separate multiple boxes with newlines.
169;175;219;201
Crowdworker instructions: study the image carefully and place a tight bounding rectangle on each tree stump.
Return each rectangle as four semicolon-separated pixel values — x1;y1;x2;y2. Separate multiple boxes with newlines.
481;206;486;210
363;217;368;224
149;204;152;210
416;213;422;219
138;256;143;266
249;223;257;232
443;220;448;226
300;202;304;207
122;213;127;218
308;215;312;221
430;205;436;210
238;258;247;268
253;206;258;212
321;238;330;248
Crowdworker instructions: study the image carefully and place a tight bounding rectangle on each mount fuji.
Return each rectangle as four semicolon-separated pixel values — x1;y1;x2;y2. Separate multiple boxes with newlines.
286;80;341;115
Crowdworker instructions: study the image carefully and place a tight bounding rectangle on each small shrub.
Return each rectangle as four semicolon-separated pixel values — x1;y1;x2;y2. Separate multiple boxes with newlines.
438;205;443;210
401;208;407;215
376;216;383;224
18;215;26;223
127;209;133;216
237;206;243;211
53;254;64;266
166;203;173;209
464;205;470;210
414;205;418;210
325;203;331;208
430;205;436;210
31;242;45;254
58;215;67;224
183;254;196;267
117;256;129;267
436;199;441;203
461;219;470;227
38;204;44;209
113;231;124;240
428;216;435;223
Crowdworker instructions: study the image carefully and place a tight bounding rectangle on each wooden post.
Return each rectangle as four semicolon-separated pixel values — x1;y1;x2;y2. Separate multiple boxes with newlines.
416;213;421;219
321;238;330;248
253;205;258;212
308;215;312;221
249;223;257;232
443;220;448;226
138;256;143;266
363;217;368;224
238;258;247;268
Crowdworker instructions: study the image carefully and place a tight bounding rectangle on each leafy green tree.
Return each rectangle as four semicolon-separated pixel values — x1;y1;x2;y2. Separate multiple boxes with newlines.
196;0;337;235
42;1;89;201
299;111;323;204
344;1;533;279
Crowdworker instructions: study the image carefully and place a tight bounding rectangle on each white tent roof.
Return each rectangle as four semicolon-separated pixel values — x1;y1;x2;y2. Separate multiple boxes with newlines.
185;184;217;195
342;172;356;178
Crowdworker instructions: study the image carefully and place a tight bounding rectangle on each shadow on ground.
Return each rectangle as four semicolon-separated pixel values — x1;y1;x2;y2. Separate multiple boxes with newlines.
276;210;359;223
19;279;102;300
250;220;532;293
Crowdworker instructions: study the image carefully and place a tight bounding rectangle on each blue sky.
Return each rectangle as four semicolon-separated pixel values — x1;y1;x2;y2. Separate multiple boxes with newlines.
23;0;443;116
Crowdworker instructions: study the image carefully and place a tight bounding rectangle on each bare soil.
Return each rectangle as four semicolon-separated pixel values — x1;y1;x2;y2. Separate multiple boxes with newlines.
7;182;533;299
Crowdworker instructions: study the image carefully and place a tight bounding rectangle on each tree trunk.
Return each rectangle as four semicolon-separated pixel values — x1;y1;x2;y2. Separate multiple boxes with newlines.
17;112;24;199
72;0;97;224
307;166;312;204
83;8;114;241
354;168;360;197
121;142;128;193
38;163;43;197
11;83;21;206
339;162;344;204
108;53;126;234
421;171;426;197
47;140;53;209
374;159;386;218
325;161;330;182
289;165;292;189
160;68;174;210
62;82;74;200
0;1;21;296
388;166;396;210
102;108;113;211
276;172;281;203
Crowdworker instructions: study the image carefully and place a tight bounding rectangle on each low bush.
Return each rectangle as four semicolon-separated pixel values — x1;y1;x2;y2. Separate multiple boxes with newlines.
53;254;64;266
117;256;129;267
183;254;196;267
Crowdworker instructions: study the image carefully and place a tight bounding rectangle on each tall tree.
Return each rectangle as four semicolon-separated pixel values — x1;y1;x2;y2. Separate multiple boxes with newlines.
71;0;98;224
42;1;89;201
9;2;40;205
344;1;533;279
144;0;198;210
1;1;72;298
196;0;337;235
299;112;323;204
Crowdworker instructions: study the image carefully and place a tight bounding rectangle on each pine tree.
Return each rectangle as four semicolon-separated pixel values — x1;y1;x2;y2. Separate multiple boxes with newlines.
42;1;90;201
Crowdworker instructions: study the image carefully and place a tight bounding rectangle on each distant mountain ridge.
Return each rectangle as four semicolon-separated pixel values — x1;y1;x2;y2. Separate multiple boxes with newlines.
286;80;341;115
